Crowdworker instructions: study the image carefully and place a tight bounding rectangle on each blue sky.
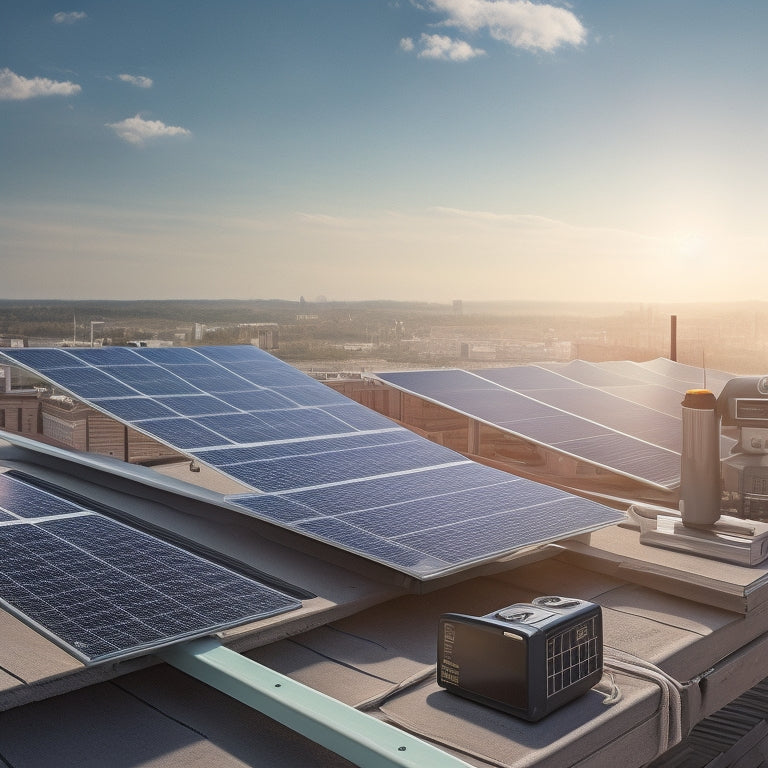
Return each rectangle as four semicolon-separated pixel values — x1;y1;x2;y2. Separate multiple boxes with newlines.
2;1;767;303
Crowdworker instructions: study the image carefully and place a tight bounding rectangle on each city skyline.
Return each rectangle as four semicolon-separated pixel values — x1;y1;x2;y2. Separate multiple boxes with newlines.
2;1;767;304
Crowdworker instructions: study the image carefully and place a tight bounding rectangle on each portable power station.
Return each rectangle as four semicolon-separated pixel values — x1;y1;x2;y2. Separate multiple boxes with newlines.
437;596;603;721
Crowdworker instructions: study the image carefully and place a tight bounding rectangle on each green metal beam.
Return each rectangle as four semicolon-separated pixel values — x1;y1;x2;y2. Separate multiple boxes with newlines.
159;638;472;768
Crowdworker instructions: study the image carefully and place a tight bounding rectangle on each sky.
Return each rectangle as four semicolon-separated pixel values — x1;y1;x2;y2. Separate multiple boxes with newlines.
1;1;767;304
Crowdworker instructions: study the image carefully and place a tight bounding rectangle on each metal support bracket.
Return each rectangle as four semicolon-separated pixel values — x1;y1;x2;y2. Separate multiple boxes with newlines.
159;637;471;768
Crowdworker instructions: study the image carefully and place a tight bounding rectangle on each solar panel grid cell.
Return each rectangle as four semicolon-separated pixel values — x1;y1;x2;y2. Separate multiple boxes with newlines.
295;516;452;572
337;480;555;538
138;416;233;449
539;360;640;388
89;396;178;421
220;442;466;493
272;385;352;407
1;348;85;370
320;403;400;430
551;434;679;487
192;430;414;466
45;367;138;399
0;473;84;518
213;389;296;412
493;414;612;443
482;366;579;391
153;394;240;417
195;412;278;444
70;347;144;365
397;496;610;563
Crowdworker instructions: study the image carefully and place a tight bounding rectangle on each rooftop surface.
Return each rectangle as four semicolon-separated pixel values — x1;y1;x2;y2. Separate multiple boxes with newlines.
1;349;767;767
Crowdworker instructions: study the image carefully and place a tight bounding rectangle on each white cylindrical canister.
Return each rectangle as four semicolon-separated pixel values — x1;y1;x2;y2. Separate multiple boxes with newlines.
679;389;721;526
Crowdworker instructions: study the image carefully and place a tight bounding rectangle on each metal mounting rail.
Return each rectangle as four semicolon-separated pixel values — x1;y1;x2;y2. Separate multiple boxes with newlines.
159;638;471;768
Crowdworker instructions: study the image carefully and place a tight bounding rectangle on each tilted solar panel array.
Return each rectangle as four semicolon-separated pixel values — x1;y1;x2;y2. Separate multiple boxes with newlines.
375;368;682;489
0;346;625;579
0;472;300;664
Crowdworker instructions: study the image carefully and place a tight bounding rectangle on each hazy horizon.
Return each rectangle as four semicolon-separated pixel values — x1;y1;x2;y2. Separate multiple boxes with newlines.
3;2;767;304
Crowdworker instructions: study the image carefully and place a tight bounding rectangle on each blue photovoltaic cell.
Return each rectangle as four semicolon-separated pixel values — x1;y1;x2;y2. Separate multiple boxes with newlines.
193;430;414;466
0;345;627;579
151;364;252;393
220;441;465;493
90;396;179;421
321;403;404;431
134;346;210;364
0;348;86;370
69;347;146;366
268;462;515;515
214;389;296;412
494;415;610;444
153;394;240;417
194;413;279;444
337;480;570;538
138;417;232;449
41;367;139;399
0;475;300;664
98;365;201;396
270;385;351;407
0;473;87;518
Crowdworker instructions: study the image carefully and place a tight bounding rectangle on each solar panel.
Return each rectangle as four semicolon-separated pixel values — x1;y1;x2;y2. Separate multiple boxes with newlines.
0;346;626;579
376;368;680;489
0;473;300;664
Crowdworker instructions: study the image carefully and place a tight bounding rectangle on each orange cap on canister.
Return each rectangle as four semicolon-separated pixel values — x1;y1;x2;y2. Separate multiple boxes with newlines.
681;389;716;409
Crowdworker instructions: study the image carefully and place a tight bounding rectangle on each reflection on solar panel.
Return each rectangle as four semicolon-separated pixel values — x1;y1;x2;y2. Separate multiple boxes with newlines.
376;368;681;489
0;473;300;664
0;346;626;579
481;366;685;452
539;358;736;415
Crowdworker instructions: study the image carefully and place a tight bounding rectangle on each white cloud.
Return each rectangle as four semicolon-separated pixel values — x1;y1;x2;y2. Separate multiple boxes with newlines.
425;0;586;52
118;74;154;89
0;68;81;100
53;11;87;24
415;33;485;60
106;114;191;146
400;37;415;52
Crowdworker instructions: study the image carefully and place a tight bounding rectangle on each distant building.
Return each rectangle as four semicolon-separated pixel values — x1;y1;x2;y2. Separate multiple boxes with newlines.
126;339;175;348
247;323;279;350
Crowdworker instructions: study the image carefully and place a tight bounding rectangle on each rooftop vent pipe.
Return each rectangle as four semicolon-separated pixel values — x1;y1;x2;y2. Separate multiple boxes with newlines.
670;315;677;362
